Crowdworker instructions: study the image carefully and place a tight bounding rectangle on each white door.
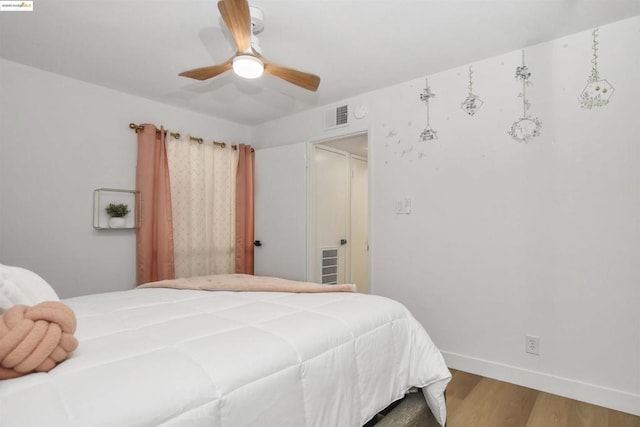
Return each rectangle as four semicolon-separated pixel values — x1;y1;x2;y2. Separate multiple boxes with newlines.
350;157;368;293
254;143;307;281
313;146;349;284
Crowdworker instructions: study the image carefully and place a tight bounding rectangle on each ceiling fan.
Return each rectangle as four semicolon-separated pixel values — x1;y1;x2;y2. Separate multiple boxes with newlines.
179;0;320;91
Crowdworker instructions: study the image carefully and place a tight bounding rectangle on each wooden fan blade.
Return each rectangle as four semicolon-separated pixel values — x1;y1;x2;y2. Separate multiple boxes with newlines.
262;57;321;91
218;0;252;54
179;59;233;80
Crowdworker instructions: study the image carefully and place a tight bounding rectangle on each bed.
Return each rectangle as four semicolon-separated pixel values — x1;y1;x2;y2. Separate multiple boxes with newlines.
0;277;451;426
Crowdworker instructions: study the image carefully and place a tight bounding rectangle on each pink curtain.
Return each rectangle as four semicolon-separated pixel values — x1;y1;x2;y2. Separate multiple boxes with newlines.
136;124;175;284
235;144;255;274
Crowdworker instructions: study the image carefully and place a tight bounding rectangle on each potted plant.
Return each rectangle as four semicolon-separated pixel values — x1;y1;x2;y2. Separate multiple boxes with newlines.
105;203;130;228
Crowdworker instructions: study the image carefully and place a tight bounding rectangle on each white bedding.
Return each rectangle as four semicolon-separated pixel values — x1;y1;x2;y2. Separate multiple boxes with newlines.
0;288;451;426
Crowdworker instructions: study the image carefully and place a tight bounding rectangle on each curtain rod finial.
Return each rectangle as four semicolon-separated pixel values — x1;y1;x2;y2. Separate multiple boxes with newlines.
129;123;144;133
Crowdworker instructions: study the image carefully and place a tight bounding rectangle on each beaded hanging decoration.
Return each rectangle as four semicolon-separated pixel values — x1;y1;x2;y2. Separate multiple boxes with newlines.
579;28;614;109
419;78;438;141
461;65;484;116
508;50;542;143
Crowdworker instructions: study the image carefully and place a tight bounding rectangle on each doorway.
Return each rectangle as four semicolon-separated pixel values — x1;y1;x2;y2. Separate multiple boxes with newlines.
310;133;368;293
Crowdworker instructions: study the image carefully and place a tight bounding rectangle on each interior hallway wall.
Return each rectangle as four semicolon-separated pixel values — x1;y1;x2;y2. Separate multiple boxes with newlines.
0;58;250;297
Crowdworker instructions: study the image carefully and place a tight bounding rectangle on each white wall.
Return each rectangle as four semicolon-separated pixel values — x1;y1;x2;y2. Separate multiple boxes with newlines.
0;59;250;298
251;17;640;415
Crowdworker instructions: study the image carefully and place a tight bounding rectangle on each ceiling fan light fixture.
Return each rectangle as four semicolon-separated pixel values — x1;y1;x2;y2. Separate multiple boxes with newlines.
233;55;264;79
179;0;319;90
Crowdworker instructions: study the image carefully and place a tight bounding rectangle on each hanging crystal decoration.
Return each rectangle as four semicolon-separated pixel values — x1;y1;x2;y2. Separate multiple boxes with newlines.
508;50;542;143
579;28;614;109
461;65;484;116
419;78;438;141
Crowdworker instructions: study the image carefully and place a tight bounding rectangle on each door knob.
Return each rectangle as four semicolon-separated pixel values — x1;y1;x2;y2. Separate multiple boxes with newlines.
340;239;347;245
253;240;262;247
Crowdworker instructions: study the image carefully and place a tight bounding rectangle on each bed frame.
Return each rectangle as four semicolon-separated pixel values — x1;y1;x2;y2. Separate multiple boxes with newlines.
365;390;441;427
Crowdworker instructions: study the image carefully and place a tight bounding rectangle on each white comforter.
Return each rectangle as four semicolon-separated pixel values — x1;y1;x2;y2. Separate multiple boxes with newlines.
0;288;451;426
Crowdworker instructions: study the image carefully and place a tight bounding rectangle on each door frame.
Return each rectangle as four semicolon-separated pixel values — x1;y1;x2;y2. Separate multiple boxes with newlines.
306;130;370;291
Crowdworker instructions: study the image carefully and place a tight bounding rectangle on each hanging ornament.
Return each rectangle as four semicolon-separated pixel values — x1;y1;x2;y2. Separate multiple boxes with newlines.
579;28;614;109
419;78;438;141
508;50;542;143
461;65;484;116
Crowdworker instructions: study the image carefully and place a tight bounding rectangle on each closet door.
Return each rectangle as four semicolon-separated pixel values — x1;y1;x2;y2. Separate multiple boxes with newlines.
350;156;368;293
253;143;307;281
313;146;349;285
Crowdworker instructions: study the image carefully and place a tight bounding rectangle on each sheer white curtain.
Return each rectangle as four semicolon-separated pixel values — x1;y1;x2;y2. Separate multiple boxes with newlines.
166;133;238;278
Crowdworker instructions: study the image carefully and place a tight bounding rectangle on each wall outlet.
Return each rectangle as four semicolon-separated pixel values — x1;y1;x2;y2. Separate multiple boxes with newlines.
526;335;540;355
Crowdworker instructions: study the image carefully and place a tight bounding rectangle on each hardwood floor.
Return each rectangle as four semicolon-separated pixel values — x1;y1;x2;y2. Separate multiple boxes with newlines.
446;369;640;427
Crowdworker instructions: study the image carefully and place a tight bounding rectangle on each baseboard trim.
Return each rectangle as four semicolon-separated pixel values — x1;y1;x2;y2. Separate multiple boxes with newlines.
442;351;640;416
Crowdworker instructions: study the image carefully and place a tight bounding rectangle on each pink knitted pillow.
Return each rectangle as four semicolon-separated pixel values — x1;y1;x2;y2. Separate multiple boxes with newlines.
0;301;78;379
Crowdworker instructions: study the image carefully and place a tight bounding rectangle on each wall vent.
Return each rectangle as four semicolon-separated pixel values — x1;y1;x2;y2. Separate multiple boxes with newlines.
320;247;339;284
325;104;349;130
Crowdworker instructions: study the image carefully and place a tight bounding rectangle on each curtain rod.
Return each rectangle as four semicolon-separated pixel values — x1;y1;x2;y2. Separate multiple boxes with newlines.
129;122;235;150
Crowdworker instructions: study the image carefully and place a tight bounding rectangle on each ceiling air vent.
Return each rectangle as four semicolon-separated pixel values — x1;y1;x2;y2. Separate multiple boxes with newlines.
325;104;349;130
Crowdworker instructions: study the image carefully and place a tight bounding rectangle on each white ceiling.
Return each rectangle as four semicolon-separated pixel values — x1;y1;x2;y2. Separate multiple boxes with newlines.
1;1;638;126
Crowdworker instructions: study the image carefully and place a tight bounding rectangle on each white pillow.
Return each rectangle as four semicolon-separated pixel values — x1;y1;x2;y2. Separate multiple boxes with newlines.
0;264;59;310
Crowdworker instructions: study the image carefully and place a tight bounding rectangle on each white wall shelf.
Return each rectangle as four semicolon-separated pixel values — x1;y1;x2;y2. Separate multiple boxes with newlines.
93;188;138;230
